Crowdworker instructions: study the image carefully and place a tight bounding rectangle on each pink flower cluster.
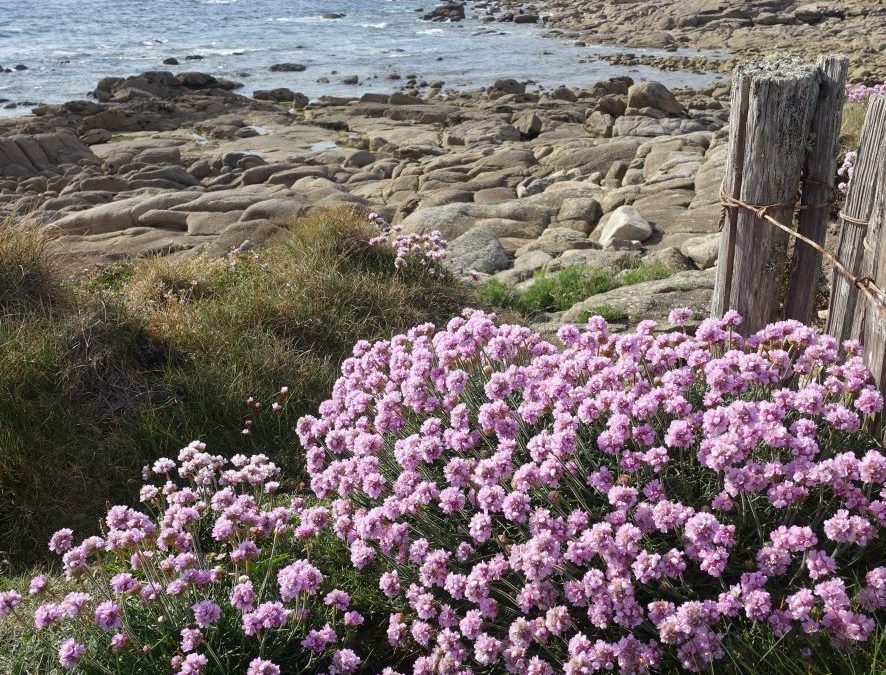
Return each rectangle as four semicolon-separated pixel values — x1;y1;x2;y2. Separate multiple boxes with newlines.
846;81;886;103
837;150;856;196
298;309;886;673
1;445;361;674
367;212;447;272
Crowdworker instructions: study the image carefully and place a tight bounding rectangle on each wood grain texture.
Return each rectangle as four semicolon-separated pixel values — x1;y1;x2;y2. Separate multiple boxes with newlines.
855;98;886;394
712;58;820;334
826;96;886;344
784;55;848;325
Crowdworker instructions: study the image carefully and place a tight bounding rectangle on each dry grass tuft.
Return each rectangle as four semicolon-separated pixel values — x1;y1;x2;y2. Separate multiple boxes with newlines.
0;206;478;570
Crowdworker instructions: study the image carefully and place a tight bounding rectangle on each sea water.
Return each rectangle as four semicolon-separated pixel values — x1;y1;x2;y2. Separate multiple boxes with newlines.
0;0;723;112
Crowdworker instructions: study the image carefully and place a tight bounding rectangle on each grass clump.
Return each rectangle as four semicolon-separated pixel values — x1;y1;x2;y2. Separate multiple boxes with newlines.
478;261;673;315
840;100;868;154
0;208;475;570
575;304;629;324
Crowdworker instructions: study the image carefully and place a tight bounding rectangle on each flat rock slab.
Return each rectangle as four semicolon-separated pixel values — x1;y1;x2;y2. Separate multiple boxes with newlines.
562;268;716;325
400;200;553;241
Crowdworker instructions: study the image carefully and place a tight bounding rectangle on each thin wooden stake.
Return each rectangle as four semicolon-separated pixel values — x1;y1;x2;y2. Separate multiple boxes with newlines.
826;96;886;344
712;58;820;334
784;54;848;325
854;98;886;393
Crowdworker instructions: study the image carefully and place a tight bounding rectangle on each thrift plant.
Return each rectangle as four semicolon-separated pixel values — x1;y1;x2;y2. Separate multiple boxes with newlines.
1;446;368;674
297;309;886;673
846;82;886;103
837;150;856;196
367;212;447;273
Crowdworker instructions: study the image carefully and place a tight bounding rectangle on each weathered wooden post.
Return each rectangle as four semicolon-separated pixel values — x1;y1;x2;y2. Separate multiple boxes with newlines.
826;96;886;351
712;58;820;334
784;55;848;324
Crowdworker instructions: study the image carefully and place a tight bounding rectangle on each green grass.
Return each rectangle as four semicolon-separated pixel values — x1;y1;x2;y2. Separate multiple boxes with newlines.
575;305;629;324
0;208;476;571
841;100;868;154
477;261;672;315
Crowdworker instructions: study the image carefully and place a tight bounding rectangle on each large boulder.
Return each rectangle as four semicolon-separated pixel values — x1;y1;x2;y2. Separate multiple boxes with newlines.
599;205;653;248
627;81;683;116
445;226;510;274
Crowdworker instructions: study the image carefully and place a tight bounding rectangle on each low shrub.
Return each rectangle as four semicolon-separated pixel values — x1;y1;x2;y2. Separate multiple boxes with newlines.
0;448;390;674
297;309;886;673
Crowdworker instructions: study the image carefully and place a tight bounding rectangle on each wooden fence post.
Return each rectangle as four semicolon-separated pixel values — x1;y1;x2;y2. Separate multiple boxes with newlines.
826;96;886;345
712;59;820;334
784;55;848;324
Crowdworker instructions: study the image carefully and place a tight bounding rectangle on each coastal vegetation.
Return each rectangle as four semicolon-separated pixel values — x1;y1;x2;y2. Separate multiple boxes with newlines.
477;262;673;315
1;209;883;673
0;209;474;570
0;2;884;671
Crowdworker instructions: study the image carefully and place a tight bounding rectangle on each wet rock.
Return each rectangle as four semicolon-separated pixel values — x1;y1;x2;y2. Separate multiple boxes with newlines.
422;2;465;22
341;75;359;85
253;88;308;106
487;78;526;99
163;58;180;66
269;63;307;72
513;13;539;24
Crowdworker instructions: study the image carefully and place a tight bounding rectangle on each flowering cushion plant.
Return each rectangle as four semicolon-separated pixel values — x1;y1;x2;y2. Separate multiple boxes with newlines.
0;447;371;674
297;309;886;673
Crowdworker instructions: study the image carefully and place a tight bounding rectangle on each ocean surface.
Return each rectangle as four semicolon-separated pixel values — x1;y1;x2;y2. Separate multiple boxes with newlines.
0;0;723;113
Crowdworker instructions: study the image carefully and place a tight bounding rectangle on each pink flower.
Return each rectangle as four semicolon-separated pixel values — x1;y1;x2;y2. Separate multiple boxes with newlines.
94;600;122;631
58;639;85;669
247;658;280;675
49;529;74;554
191;600;221;628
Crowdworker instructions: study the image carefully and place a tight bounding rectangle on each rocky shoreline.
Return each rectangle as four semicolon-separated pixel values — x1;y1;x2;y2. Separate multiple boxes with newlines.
2;0;878;330
477;0;886;83
0;67;729;329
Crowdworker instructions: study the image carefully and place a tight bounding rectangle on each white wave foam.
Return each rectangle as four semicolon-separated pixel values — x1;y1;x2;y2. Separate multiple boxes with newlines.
269;15;332;24
416;29;445;36
360;22;388;29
